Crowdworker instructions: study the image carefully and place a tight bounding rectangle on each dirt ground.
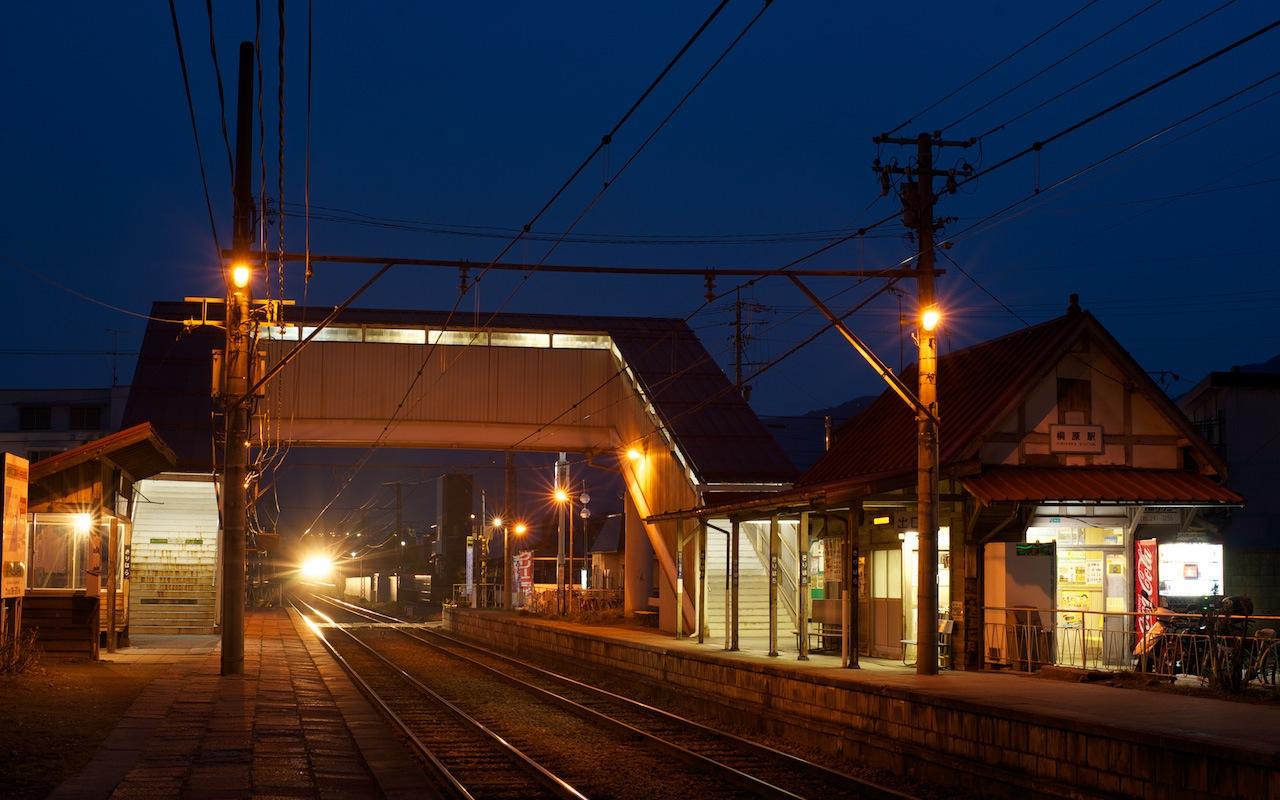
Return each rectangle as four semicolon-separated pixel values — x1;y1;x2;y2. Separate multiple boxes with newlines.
0;659;167;799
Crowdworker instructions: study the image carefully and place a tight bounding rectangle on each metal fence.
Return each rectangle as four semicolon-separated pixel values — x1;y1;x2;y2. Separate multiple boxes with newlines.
983;606;1280;688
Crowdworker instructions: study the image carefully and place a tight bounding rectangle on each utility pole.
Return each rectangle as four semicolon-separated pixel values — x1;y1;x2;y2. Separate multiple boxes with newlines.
220;41;256;676
872;131;972;676
555;454;568;615
395;482;404;610
504;451;516;609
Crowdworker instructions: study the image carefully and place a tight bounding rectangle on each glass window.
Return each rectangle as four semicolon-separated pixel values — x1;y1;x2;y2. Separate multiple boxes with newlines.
551;333;611;350
260;325;300;341
365;328;426;344
68;406;103;431
19;406;52;431
301;326;362;342
490;331;551;348
28;515;89;590
429;330;489;346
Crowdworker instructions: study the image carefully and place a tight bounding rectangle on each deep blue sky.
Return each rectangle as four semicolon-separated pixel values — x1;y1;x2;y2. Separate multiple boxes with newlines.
4;2;1279;412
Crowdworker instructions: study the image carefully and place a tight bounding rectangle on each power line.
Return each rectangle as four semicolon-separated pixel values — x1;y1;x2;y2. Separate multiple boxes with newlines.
939;0;1168;134
297;4;735;534
882;0;1099;137
945;68;1280;252
203;0;235;181
978;0;1241;140
0;259;186;324
166;0;227;290
958;16;1280;193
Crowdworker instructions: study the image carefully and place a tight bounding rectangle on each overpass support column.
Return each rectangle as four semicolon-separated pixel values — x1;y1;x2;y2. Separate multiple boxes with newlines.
768;514;779;657
696;519;707;643
729;518;740;651
675;518;685;639
623;492;652;617
797;511;810;661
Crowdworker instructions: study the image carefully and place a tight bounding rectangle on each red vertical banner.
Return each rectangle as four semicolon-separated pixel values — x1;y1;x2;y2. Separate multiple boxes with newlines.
516;550;534;597
1135;538;1159;637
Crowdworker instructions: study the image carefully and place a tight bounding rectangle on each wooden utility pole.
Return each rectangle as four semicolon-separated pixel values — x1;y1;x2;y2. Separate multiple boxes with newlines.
873;131;972;675
220;41;256;676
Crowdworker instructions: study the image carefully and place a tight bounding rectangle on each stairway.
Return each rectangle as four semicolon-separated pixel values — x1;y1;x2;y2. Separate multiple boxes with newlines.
128;477;220;635
703;526;785;640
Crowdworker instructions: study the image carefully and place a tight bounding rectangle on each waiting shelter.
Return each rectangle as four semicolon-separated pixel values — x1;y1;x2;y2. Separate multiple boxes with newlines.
22;422;176;658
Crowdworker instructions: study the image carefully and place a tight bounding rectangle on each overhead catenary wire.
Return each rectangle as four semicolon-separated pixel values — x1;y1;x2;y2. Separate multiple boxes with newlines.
492;15;1280;466
166;0;228;291
977;0;1241;140
956;16;1280;194
942;68;1280;254
882;0;1100;137
938;0;1168;135
203;0;235;181
297;3;736;535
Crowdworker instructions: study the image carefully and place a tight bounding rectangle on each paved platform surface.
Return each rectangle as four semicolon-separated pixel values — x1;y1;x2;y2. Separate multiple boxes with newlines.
52;609;438;800
465;610;1280;761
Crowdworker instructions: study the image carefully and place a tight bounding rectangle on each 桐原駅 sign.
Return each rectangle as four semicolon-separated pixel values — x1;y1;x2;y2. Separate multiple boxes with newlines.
1049;424;1104;454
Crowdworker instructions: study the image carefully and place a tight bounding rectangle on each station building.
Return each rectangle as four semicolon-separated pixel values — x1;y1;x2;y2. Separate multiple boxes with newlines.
652;298;1242;669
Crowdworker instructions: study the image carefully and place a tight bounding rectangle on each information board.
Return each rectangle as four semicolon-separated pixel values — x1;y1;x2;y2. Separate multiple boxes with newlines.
2;454;29;598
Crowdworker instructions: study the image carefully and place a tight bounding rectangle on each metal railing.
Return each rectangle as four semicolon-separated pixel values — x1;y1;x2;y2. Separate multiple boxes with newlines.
983;606;1280;688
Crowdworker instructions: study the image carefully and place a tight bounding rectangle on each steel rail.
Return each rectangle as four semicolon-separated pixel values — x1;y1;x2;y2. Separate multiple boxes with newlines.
311;594;916;800
291;598;587;800
287;599;472;800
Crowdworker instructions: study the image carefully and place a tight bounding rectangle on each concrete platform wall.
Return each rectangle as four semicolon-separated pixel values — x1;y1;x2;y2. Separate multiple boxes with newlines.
445;609;1277;800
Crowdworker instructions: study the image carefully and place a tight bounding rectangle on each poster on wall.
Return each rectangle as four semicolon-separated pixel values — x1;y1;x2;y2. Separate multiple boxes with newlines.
2;453;30;599
1135;538;1159;638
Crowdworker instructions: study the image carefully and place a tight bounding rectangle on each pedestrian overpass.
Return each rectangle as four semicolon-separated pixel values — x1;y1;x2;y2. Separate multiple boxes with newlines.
124;301;796;633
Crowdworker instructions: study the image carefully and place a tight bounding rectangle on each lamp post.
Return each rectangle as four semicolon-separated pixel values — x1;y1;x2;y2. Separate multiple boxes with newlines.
504;521;527;609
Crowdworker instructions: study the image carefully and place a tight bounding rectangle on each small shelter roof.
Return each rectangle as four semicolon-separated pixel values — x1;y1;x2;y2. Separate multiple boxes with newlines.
962;466;1242;506
30;422;177;486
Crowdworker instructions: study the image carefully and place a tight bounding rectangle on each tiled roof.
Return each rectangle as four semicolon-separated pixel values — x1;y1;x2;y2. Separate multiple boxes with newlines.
963;466;1243;505
800;313;1084;487
123;302;795;484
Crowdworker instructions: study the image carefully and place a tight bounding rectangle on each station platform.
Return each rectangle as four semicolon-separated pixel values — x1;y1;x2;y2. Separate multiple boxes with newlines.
51;609;438;800
445;607;1280;800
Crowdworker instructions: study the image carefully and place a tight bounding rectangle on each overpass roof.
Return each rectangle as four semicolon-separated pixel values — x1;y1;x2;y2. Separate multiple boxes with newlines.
123;301;796;485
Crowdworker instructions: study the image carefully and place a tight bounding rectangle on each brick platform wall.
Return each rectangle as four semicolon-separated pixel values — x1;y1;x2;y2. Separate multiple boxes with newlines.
445;609;1278;800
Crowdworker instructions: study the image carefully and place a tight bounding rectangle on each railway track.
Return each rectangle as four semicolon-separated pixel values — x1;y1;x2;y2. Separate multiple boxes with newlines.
292;596;585;800
301;592;917;800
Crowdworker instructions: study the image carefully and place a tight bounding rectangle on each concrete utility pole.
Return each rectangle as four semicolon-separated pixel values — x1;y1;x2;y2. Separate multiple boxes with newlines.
220;41;256;676
873;131;972;676
555;454;568;615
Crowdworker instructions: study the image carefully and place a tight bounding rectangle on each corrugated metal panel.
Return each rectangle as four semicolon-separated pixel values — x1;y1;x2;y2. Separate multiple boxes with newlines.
963;467;1242;505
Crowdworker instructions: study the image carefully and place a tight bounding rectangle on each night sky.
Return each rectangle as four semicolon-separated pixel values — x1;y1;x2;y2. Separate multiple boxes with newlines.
4;3;1279;533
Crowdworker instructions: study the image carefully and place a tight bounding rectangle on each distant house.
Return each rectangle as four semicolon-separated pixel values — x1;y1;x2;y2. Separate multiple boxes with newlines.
1179;369;1280;611
0;386;129;463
